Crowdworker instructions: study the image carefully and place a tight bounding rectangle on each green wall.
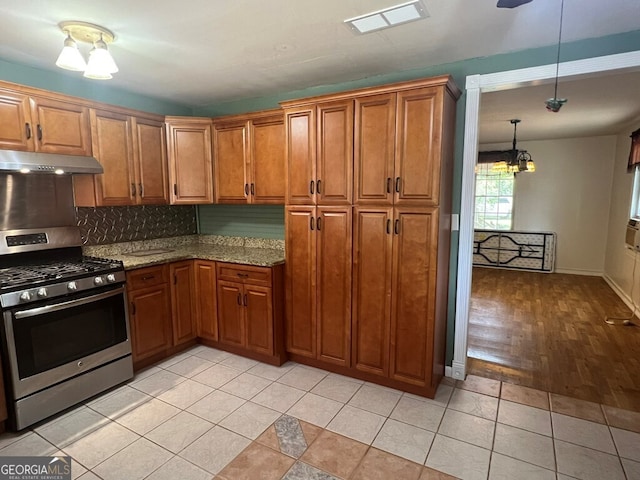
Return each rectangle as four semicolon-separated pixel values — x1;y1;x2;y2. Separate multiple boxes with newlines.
0;58;191;115
198;205;285;239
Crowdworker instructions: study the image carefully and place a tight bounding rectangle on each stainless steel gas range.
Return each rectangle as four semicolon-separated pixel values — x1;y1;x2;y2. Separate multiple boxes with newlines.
0;171;132;430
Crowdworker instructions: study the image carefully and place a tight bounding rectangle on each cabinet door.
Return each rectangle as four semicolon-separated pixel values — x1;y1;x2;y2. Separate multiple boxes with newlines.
217;280;244;347
285;206;316;357
214;121;249;203
354;93;396;205
250;116;285;204
170;261;197;346
0;90;34;151
395;87;442;206
166;120;213;204
195;260;217;341
30;97;91;155
316;206;352;366
389;207;438;387
316;100;353;205
285;107;316;205
91;109;135;206
352;207;393;377
129;285;172;362
133;117;168;205
245;285;274;355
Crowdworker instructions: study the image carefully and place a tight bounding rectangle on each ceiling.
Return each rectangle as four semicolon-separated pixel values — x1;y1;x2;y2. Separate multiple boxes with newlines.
0;0;639;109
479;70;640;144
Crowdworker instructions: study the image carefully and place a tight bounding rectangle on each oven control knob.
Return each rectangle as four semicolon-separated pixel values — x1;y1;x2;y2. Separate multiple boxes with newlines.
94;276;104;285
67;281;77;291
19;291;31;302
37;288;47;298
106;274;116;283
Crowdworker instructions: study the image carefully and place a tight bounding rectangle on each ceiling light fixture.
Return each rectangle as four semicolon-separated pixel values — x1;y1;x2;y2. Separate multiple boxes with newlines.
545;0;567;112
344;0;429;34
55;21;118;80
491;119;536;174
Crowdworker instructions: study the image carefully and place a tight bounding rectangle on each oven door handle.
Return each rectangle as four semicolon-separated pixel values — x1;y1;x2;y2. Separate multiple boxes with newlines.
14;287;125;320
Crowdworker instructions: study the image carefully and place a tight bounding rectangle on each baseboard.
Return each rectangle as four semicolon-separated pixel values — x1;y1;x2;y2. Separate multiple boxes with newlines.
554;268;603;276
603;273;637;312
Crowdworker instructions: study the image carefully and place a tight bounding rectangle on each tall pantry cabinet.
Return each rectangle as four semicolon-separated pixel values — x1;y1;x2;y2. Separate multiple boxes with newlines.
283;76;460;397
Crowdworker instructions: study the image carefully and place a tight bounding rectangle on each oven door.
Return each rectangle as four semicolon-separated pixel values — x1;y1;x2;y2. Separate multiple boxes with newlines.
2;285;131;400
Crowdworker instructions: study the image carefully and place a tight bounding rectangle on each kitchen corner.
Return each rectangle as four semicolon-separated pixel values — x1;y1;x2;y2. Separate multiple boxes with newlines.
83;234;285;269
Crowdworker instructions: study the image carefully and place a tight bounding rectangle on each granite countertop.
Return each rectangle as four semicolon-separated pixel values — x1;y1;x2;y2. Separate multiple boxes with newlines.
83;235;285;270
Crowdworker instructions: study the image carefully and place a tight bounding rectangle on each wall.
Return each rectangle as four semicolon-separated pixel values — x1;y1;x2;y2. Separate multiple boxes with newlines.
0;58;191;115
480;136;617;274
198;205;284;239
604;123;640;308
76;205;197;245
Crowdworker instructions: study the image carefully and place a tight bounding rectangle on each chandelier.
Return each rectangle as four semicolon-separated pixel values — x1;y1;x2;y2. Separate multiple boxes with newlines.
492;119;536;174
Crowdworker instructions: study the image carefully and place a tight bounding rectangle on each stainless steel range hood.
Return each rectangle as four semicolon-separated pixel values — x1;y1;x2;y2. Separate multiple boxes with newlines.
0;150;103;174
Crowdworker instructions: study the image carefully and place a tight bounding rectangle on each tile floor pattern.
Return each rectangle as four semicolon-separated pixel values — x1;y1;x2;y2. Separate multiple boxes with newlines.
0;345;639;479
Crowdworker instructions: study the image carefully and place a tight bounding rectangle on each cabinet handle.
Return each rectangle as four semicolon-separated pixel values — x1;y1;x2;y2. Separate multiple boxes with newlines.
237;293;242;305
25;123;31;140
36;124;43;141
236;272;249;278
394;219;400;235
386;177;391;194
250;183;255;195
131;302;136;315
244;183;249;196
316;216;322;231
141;275;155;281
386;219;391;234
139;183;144;197
395;177;401;193
173;184;178;196
310;180;315;195
316;179;322;194
310;216;315;231
131;183;136;196
243;294;248;306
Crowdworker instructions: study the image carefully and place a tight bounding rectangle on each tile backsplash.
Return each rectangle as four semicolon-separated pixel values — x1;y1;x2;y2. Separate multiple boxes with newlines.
76;205;197;245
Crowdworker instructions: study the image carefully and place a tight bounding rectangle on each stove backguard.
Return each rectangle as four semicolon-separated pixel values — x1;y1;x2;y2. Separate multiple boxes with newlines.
0;173;76;231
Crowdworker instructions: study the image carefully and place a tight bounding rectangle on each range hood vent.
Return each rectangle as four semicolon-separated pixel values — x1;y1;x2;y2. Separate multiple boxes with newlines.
0;150;103;174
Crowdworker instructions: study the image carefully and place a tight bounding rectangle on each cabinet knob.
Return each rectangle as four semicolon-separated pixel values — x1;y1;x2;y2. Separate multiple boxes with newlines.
237;293;242;305
139;183;144;197
394;219;400;235
25;123;32;140
250;183;255;196
131;183;136;196
386;219;391;235
316;216;322;231
244;183;249;196
310;216;315;231
316;179;322;194
395;177;401;193
309;180;315;195
36;124;43;141
387;177;391;194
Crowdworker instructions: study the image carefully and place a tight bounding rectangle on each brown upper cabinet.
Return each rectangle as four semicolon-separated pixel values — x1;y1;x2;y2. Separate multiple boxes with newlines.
355;86;446;206
166;117;214;204
0;88;91;155
213;110;285;204
283;100;353;205
75;109;168;207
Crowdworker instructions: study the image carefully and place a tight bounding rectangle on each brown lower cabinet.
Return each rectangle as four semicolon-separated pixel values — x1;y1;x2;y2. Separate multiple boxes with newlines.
215;262;285;364
128;260;285;369
127;264;173;364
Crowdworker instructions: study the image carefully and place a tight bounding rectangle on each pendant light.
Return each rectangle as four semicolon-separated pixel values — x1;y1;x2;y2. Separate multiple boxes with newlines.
545;0;567;112
55;21;118;80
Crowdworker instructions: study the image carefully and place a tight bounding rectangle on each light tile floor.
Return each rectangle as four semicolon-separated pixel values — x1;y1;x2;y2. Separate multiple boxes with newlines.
1;345;639;480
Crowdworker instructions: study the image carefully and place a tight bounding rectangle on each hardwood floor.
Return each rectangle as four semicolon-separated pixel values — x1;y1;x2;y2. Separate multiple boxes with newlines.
467;267;640;412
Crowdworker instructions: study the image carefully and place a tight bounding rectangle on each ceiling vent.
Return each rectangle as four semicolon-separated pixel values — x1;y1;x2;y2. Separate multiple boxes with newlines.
344;0;429;34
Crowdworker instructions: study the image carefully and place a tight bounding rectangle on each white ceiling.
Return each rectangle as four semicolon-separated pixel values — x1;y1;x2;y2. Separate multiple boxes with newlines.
0;0;639;109
479;70;640;144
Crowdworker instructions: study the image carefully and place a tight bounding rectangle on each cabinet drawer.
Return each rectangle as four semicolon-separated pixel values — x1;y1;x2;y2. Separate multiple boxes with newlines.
216;262;272;287
127;264;168;290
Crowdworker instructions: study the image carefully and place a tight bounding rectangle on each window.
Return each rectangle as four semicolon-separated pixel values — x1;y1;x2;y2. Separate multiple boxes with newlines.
474;163;514;230
631;167;640;220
